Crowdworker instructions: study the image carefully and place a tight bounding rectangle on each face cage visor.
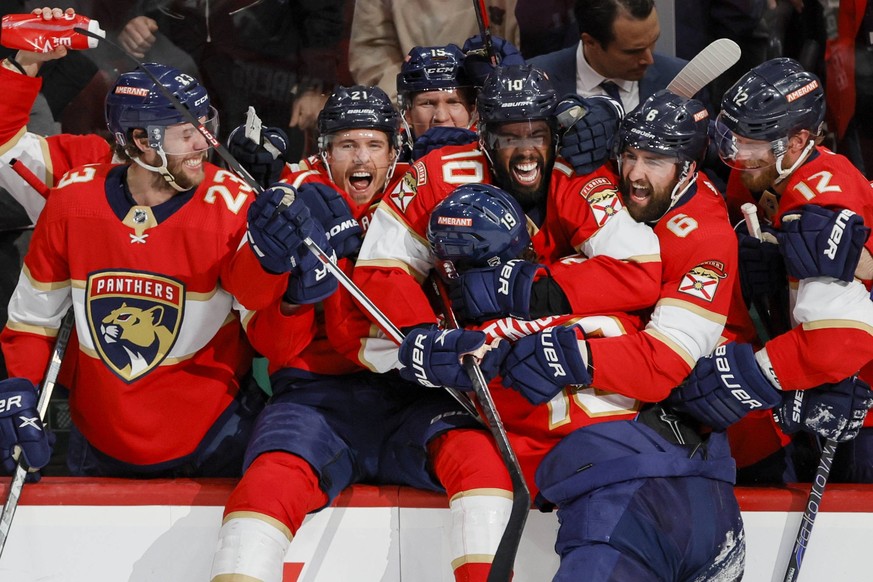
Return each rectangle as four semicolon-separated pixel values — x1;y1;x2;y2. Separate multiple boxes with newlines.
714;113;783;171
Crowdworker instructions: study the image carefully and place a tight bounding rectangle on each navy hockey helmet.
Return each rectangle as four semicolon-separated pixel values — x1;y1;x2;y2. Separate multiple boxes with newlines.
105;63;211;149
718;57;824;143
397;45;472;105
619;90;710;164
428;183;531;279
476;65;557;127
317;85;400;142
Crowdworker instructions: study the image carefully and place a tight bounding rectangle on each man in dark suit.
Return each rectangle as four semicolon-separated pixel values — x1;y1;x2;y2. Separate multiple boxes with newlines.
528;0;686;112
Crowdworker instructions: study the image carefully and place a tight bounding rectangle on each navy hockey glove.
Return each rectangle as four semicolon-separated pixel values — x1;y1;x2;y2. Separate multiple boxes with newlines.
773;377;873;442
450;260;547;322
282;252;339;304
777;205;870;282
398;328;509;390
247;184;335;275
556;95;623;175
296;182;363;259
462;34;524;86
736;222;786;304
500;325;591;405
226;124;289;190
666;342;782;431
0;378;53;473
412;126;477;160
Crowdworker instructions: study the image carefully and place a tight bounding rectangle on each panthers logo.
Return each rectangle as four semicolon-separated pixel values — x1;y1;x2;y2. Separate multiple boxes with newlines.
101;303;175;379
87;271;184;382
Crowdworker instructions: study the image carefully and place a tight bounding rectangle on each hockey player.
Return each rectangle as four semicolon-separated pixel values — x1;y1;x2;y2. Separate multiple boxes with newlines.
424;180;746;581
668;58;873;482
210;86;516;582
0;49;288;477
350;64;661;374
396;44;477;158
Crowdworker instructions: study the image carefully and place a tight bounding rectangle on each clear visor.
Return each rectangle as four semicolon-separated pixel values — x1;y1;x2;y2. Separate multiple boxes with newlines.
714;114;778;170
324;130;393;163
618;150;681;181
484;122;552;151
153;106;219;155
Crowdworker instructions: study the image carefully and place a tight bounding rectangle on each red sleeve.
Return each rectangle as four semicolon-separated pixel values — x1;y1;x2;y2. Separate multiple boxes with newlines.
0;66;41;148
767;325;873;389
224;241;289;311
244;300;317;368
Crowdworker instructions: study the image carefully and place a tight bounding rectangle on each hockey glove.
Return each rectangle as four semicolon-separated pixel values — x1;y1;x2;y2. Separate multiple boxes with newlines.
666;342;782;431
773;377;873;442
0;378;53;473
556;95;623;175
777;205;870;282
246;184;335;275
450;260;547;322
296;182;363;259
500;325;591;405
226;124;289;190
398;327;509;390
412;126;478;160
462;34;525;86
736;222;786;304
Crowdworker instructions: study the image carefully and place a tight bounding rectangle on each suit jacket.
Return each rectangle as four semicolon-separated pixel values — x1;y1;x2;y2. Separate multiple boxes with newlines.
528;44;687;105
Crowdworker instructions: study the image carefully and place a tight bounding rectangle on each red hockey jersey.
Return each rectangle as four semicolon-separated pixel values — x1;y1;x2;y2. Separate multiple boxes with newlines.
754;148;873;389
587;174;758;401
1;163;259;465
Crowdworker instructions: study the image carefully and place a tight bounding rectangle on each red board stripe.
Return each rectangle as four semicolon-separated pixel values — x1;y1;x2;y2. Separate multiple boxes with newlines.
5;478;873;512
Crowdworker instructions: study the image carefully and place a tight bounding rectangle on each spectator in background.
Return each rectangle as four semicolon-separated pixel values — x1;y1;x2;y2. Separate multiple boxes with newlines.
514;0;577;59
106;0;346;159
348;0;520;104
528;0;686;113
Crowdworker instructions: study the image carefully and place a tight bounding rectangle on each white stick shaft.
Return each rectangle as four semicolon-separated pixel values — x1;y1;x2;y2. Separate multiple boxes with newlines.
667;38;742;99
741;202;762;240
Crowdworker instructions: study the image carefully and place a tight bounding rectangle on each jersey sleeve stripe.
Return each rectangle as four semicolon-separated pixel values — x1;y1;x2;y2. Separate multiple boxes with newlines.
643;328;698;368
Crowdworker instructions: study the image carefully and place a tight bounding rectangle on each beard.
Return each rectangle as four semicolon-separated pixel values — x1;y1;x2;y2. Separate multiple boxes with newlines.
738;163;779;194
165;152;207;190
619;174;674;223
491;151;554;211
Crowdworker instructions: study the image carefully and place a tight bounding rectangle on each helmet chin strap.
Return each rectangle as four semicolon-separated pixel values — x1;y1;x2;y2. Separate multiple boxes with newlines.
131;147;188;192
774;137;815;185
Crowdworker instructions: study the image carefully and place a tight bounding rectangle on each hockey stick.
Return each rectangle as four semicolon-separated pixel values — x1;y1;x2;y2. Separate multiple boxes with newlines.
782;438;838;582
74;26;480;420
472;0;498;66
742;203;791;340
666;38;741;99
430;275;529;582
0;308;74;559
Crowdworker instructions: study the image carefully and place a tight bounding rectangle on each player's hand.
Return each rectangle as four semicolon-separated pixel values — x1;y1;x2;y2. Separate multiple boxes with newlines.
736;222;785;304
462;34;524;86
226;124;289;190
556;95;623;175
296;183;362;259
773;377;873;442
117;16;159;59
398;328;509;390
11;7;75;70
412;127;477;160
500;325;590;405
450;260;547;322
666;342;782;430
777;204;870;282
0;378;53;474
246;184;334;275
